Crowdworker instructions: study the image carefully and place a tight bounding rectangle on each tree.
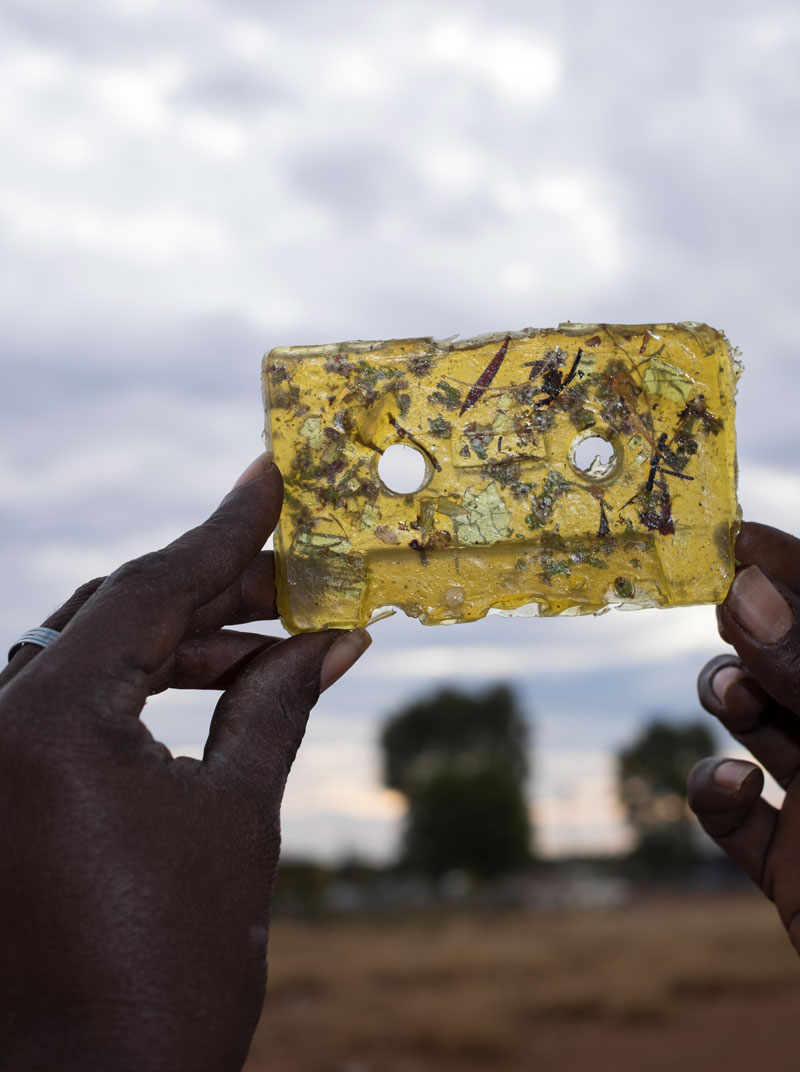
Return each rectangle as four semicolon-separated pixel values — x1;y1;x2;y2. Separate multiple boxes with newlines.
617;719;715;879
381;685;532;878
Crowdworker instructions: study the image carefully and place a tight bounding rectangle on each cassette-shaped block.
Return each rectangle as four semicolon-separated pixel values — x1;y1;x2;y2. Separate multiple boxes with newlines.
263;323;741;633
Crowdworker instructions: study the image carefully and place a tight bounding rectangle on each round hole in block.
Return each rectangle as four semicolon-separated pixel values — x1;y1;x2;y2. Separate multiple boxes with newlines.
570;433;620;482
378;443;431;494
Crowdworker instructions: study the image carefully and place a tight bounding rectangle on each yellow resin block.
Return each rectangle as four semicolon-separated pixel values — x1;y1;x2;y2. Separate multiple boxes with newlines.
263;323;741;633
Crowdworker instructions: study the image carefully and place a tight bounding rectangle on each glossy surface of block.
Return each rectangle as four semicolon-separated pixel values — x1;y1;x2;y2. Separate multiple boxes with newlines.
263;323;740;632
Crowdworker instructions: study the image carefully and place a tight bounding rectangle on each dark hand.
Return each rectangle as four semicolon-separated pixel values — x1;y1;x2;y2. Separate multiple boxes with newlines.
689;521;800;952
0;453;370;1071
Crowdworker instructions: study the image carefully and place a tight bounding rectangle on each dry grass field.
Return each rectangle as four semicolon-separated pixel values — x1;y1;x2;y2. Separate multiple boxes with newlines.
244;893;800;1072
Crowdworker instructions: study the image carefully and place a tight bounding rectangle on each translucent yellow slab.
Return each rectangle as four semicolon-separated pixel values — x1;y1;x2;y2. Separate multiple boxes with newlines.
263;323;741;633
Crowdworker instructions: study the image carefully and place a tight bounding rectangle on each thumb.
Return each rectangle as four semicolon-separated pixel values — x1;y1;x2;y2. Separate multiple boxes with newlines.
203;629;371;792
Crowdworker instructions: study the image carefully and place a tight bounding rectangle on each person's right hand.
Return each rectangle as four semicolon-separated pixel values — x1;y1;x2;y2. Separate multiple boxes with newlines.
689;522;800;953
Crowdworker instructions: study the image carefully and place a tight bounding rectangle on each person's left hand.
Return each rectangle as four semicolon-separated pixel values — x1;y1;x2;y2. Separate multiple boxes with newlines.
0;452;371;1072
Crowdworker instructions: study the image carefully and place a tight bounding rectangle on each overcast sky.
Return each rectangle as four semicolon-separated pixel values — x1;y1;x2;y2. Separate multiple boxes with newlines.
2;0;800;860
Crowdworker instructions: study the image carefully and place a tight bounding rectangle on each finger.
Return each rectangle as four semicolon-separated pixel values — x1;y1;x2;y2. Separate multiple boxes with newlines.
717;565;800;716
717;520;800;646
203;629;372;793
698;654;800;789
149;630;283;692
688;756;777;886
0;577;105;688
26;454;281;713
3;549;279;693
187;551;277;633
735;522;800;594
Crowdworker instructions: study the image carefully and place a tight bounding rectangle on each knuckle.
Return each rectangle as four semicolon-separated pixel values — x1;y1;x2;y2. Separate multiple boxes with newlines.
44;577;107;629
112;549;180;592
74;576;106;599
269;690;310;760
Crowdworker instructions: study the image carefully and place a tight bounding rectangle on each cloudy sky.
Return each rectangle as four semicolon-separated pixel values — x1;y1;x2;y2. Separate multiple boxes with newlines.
2;0;800;860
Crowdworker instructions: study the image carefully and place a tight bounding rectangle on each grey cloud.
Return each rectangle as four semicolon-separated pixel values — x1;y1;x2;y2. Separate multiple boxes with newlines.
3;0;800;858
1;0;175;60
171;66;290;114
0;312;267;403
288;142;422;228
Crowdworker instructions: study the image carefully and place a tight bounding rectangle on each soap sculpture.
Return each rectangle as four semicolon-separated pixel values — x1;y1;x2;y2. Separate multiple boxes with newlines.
263;323;740;633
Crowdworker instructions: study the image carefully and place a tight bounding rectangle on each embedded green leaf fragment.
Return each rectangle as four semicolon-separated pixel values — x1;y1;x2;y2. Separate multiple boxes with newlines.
299;416;325;448
294;531;353;555
359;505;380;530
454;484;512;545
643;358;694;403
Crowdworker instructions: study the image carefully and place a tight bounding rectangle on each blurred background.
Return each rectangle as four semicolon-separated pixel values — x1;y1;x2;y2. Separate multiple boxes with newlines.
2;1;800;1068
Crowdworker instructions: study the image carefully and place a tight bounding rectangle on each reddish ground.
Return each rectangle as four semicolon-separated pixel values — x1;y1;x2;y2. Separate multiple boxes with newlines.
544;992;800;1072
243;894;800;1072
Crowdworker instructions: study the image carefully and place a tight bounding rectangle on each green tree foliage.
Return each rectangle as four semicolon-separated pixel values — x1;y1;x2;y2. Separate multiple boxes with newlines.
404;763;532;878
381;685;532;878
618;720;715;878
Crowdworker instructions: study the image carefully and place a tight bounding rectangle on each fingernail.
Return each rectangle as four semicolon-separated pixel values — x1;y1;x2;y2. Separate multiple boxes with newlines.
712;665;745;706
320;629;372;692
712;759;758;792
726;566;794;643
711;665;765;720
233;451;274;488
